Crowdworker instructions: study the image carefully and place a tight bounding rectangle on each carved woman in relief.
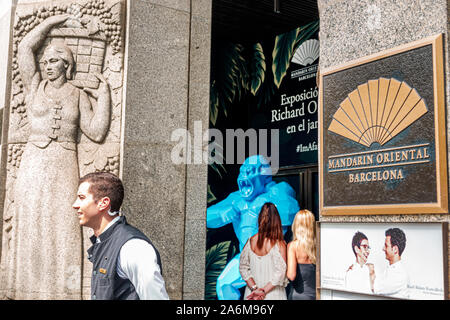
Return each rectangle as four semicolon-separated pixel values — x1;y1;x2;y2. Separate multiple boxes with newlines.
9;14;111;299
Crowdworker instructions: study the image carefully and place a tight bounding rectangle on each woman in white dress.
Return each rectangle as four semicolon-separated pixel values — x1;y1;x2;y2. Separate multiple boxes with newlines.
239;202;288;300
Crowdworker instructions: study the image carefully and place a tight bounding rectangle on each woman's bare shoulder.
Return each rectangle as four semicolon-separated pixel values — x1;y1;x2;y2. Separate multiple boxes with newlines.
287;240;298;250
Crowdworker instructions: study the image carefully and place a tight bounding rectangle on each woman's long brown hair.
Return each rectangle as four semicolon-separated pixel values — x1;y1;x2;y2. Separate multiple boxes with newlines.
256;202;284;249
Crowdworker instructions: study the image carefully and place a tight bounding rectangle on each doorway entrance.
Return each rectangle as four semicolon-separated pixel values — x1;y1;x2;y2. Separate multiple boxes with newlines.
205;0;320;300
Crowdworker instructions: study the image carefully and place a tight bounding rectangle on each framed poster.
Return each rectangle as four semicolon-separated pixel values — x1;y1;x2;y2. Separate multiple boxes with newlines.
317;222;449;300
319;34;448;215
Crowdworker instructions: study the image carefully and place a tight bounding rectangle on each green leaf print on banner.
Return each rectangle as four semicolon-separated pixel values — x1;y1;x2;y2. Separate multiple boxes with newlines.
204;241;237;300
210;80;219;126
210;42;249;124
250;43;266;96
207;184;217;204
272;28;299;89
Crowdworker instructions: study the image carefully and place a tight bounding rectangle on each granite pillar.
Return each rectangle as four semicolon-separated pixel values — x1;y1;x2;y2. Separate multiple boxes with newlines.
122;0;210;299
179;0;211;300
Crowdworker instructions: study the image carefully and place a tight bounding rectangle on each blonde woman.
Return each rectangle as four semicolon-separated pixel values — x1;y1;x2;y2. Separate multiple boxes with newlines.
286;209;317;300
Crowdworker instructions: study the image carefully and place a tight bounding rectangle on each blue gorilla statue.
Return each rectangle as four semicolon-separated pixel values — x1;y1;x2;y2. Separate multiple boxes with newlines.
207;155;300;300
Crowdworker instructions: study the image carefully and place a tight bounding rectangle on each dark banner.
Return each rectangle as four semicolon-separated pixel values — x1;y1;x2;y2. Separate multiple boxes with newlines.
206;21;319;300
248;22;319;168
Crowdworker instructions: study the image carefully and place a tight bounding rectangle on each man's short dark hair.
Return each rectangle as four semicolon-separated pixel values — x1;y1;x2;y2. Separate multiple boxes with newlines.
351;231;367;257
386;228;406;256
79;172;124;212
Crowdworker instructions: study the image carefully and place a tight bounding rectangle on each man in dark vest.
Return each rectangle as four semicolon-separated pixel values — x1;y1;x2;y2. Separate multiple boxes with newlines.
72;171;169;300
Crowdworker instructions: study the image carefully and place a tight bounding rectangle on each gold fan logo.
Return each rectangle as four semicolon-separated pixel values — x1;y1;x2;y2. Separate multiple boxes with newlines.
328;77;428;147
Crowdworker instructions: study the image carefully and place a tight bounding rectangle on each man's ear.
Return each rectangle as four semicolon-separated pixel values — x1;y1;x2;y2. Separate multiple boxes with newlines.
97;197;111;212
392;245;399;255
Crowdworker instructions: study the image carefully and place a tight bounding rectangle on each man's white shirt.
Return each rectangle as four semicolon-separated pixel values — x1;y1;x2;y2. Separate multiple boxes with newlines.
373;260;409;298
97;216;169;300
345;262;372;294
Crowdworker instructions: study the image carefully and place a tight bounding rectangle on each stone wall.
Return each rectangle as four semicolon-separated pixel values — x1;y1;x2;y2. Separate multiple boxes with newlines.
182;0;211;300
122;0;210;300
318;0;449;298
0;0;211;300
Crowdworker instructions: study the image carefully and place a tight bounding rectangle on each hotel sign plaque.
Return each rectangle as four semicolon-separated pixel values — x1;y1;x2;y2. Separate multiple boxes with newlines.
319;34;448;215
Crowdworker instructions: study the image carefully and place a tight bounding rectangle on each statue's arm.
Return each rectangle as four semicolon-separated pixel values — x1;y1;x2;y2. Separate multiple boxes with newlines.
79;73;111;142
17;15;69;93
206;193;240;228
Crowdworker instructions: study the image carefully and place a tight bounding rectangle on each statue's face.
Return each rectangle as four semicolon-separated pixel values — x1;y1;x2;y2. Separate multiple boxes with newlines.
237;158;269;201
42;48;67;81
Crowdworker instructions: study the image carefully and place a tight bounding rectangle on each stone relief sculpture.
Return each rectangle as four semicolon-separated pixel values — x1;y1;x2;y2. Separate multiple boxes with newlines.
0;0;125;299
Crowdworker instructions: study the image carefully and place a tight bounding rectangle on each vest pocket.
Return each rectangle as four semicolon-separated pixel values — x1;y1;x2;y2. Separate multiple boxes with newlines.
99;278;110;286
